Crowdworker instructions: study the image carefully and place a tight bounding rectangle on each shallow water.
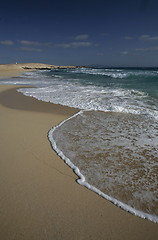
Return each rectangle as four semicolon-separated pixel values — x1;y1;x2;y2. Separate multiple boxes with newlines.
51;111;158;220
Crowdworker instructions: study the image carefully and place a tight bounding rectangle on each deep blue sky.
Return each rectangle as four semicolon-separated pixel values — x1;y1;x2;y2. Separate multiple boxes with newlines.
0;0;158;66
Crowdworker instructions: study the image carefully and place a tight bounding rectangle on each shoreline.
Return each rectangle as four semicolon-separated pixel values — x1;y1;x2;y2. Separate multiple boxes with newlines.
0;66;158;239
48;112;158;224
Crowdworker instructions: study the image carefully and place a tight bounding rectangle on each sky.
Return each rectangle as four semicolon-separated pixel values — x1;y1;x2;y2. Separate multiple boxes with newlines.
0;0;158;67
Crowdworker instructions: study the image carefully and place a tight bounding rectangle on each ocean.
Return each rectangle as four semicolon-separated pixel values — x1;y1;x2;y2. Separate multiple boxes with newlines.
1;67;158;222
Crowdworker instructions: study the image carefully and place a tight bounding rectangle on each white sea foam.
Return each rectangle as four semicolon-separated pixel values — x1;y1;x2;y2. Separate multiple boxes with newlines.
68;67;158;79
16;70;158;121
70;68;128;78
48;111;158;223
18;83;158;120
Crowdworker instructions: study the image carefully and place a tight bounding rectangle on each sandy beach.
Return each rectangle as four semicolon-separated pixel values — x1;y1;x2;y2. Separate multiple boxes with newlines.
0;64;158;239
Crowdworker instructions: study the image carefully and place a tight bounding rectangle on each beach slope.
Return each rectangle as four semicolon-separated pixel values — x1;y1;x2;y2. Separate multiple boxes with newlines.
0;83;158;238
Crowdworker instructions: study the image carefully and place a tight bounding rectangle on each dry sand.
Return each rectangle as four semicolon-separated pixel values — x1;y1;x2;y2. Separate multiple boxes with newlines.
0;65;158;239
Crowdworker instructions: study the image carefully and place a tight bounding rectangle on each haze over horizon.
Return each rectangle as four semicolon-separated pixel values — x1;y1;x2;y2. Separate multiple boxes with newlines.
0;0;158;67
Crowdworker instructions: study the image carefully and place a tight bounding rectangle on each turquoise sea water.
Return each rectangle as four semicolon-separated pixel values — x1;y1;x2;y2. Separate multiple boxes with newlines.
1;67;158;222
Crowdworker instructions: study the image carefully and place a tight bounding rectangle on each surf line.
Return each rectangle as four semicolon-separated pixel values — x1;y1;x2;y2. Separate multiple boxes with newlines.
47;110;158;224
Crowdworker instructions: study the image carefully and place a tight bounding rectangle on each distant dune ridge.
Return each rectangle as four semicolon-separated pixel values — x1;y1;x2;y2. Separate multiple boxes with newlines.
0;63;83;79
